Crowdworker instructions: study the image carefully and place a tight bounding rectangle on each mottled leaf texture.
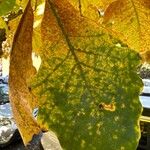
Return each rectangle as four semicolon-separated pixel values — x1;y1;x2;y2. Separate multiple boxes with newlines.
32;0;142;149
103;0;150;60
9;0;41;145
67;0;116;20
0;0;16;16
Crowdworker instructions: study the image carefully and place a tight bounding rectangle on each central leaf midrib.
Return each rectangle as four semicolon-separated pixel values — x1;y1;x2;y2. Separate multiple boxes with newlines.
47;0;93;96
48;0;98;143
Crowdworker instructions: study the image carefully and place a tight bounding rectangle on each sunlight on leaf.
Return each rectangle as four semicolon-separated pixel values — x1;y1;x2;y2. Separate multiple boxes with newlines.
67;0;117;22
0;0;16;16
68;0;103;19
103;0;150;61
32;1;45;53
16;0;28;9
31;0;143;149
0;17;7;29
9;0;41;145
16;0;44;10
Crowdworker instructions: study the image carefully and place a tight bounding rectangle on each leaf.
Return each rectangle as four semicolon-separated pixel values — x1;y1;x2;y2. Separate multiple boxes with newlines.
9;0;41;145
0;0;16;16
67;0;117;22
16;0;44;10
103;0;150;60
67;0;103;18
0;17;7;28
31;0;143;149
100;0;118;8
16;0;45;53
32;2;45;53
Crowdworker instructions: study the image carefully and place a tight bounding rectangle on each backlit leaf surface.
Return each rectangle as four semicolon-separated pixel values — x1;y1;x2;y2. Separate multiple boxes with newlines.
9;0;41;145
67;0;116;19
0;17;7;28
32;1;45;53
0;0;16;16
103;0;150;60
31;0;143;149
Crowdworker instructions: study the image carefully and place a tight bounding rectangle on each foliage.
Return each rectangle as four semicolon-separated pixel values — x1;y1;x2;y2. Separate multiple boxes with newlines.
103;0;150;61
67;0;150;62
0;0;149;149
31;1;143;149
0;0;16;16
9;0;41;144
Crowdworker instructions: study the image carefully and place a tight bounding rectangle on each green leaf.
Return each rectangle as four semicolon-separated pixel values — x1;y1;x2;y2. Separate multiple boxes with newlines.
0;0;16;16
31;0;143;149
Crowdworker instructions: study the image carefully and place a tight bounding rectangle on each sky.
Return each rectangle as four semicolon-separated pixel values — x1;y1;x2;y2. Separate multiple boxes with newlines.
2;53;41;76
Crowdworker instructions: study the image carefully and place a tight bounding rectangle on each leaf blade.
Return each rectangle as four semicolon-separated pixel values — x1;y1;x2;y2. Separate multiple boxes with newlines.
103;0;150;60
32;0;143;149
9;0;41;145
0;0;16;16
